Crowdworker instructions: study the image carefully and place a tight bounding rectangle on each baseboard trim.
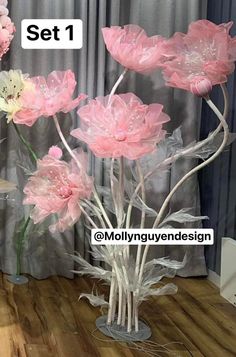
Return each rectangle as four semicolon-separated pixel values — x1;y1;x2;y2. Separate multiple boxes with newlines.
207;269;220;288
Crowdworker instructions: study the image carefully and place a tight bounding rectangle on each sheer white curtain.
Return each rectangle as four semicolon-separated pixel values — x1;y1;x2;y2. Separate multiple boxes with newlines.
0;0;207;278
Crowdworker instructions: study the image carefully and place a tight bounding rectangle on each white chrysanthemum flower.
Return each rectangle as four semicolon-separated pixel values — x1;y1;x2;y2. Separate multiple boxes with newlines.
0;70;33;122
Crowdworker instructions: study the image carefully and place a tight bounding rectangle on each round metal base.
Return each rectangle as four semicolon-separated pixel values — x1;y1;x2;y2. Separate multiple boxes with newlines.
96;315;152;341
7;275;29;285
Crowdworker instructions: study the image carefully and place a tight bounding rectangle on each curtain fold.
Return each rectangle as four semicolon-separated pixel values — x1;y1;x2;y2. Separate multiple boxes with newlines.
0;0;207;279
200;0;236;275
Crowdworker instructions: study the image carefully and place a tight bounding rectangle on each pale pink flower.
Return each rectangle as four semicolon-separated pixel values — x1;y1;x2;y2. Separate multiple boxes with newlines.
23;149;93;233
0;15;15;33
0;70;86;127
0;5;8;16
71;93;170;160
0;1;15;60
102;25;166;73
0;0;7;6
30;70;87;117
0;33;15;59
162;20;236;95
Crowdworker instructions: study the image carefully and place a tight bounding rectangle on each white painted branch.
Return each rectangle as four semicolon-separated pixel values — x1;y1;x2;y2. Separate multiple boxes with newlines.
108;68;128;102
137;90;229;293
125;84;229;229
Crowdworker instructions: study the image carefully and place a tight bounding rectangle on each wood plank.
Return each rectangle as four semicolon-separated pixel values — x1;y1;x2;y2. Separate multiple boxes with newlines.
156;281;236;356
0;273;236;357
25;344;53;357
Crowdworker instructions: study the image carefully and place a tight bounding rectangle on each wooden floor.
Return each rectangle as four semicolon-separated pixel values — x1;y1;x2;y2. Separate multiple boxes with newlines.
0;273;236;357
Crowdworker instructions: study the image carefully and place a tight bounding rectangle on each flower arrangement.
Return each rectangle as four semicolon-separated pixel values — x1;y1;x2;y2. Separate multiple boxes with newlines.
0;4;235;341
0;0;15;58
0;1;15;194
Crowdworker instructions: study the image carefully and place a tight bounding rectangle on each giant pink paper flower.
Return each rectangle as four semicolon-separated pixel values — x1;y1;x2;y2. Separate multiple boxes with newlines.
0;1;15;59
102;25;166;73
23;147;93;233
71;93;170;160
30;70;87;117
161;20;236;95
0;70;86;127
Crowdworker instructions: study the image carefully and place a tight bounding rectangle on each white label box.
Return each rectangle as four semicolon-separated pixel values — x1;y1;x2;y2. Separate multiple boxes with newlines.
21;19;83;49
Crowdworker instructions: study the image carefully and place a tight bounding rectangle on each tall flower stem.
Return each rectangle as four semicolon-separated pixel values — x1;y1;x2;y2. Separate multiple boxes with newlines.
92;188;113;228
83;199;107;228
126;84;229;228
53;114;113;229
136;161;146;229
13;122;38;163
138;91;229;293
12;123;37;276
79;205;98;229
118;157;124;228
107;265;116;325
108;157;126;326
118;252;132;332
133;161;146;332
113;260;123;325
16;216;30;275
107;69;128;329
107;255;123;326
53;115;82;169
152;96;229;228
121;292;127;326
110;158;119;223
108;68;128;102
111;280;117;322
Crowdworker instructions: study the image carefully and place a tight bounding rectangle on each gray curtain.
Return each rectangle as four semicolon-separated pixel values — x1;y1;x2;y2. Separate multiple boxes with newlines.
200;0;236;275
0;0;207;279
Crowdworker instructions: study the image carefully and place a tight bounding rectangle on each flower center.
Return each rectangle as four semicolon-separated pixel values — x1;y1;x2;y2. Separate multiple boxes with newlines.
0;70;25;101
57;186;72;199
184;41;217;73
114;130;127;141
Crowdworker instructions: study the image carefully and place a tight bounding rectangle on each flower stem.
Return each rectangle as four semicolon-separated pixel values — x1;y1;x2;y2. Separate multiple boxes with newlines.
79;205;98;229
118;157;125;228
126;84;229;229
133;161;145;332
92;188;113;228
83;199;106;228
110;158;119;223
13;123;38;163
137;89;229;294
16;216;30;275
107;266;116;325
53;114;82;169
53;114;113;228
136;160;146;229
108;68;128;103
12;123;36;276
152;95;229;229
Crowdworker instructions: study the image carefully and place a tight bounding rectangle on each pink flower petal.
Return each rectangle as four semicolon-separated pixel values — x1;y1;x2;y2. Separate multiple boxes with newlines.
162;20;236;94
102;25;166;73
23;150;93;232
12;70;87;126
71;93;170;159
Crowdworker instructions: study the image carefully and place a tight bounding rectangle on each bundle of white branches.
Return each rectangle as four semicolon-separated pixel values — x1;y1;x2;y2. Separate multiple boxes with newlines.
60;71;231;333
